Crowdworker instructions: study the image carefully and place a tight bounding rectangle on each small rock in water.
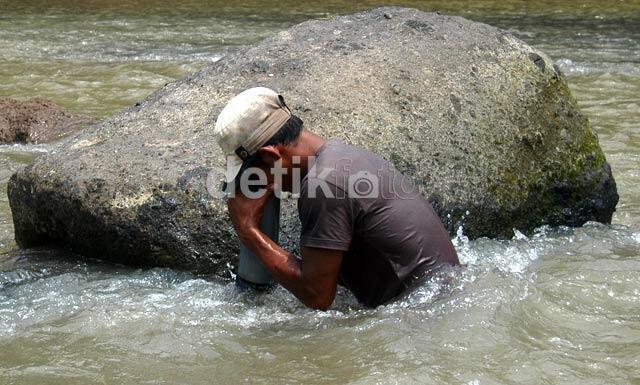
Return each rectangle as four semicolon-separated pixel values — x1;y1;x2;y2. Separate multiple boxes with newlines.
0;97;93;144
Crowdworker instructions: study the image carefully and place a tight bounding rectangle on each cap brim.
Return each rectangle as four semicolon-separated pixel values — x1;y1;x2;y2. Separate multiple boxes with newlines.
224;155;244;183
224;153;260;184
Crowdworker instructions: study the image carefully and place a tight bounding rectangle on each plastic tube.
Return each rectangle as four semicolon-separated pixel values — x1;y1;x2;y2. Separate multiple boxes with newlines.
236;195;279;290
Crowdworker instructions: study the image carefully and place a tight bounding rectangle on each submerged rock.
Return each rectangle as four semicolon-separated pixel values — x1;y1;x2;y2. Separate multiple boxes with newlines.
0;98;92;144
8;7;617;274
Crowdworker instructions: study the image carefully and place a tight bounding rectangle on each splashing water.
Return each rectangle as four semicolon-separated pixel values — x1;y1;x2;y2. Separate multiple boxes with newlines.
1;223;639;384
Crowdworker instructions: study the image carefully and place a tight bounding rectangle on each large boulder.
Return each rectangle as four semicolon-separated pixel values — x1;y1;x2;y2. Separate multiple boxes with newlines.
8;7;618;275
0;98;92;144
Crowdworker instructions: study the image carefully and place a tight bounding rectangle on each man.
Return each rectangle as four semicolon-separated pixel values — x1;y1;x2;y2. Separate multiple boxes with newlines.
214;87;459;310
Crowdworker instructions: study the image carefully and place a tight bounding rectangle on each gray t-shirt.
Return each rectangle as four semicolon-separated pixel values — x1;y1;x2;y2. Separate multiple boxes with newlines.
297;139;458;307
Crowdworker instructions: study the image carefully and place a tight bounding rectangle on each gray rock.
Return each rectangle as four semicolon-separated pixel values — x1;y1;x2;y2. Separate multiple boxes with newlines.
7;7;618;275
0;98;93;144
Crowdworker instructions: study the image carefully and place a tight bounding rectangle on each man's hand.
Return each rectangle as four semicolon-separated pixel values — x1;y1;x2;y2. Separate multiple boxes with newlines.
226;184;273;238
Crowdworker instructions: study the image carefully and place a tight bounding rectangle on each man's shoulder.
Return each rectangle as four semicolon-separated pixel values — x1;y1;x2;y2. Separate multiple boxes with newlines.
320;139;376;159
303;138;421;201
314;139;389;175
299;172;348;201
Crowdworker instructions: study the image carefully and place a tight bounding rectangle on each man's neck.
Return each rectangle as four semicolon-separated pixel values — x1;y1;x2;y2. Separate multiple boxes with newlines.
285;129;326;177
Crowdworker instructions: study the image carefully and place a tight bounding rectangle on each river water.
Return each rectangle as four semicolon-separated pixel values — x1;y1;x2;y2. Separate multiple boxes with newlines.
0;1;639;384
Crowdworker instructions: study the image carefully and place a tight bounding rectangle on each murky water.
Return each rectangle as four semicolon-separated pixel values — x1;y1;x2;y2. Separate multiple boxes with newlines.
1;1;639;384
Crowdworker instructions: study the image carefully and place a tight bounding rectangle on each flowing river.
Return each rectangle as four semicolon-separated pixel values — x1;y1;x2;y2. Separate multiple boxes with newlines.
1;1;639;384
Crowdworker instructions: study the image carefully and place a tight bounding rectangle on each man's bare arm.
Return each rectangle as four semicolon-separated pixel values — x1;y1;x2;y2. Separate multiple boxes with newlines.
227;189;343;310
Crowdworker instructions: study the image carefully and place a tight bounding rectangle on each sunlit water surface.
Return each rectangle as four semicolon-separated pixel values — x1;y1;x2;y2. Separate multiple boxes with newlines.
0;1;639;384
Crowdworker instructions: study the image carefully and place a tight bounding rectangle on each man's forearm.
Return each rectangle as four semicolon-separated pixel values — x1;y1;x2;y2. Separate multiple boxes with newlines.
237;227;323;308
238;227;302;282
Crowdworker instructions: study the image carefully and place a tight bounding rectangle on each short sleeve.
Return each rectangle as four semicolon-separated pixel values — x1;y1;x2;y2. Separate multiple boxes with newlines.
298;177;353;251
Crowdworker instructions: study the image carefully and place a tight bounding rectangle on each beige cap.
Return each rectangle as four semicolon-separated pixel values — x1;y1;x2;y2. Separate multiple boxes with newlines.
214;87;292;182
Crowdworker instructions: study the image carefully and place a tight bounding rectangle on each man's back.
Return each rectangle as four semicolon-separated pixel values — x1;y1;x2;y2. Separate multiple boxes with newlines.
298;139;459;307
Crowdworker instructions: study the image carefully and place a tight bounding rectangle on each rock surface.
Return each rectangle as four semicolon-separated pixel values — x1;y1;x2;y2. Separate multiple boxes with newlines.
0;98;92;144
8;7;618;275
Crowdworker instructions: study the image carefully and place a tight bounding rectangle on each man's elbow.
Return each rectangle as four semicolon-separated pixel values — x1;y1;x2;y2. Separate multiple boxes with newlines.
302;291;335;311
307;299;332;311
